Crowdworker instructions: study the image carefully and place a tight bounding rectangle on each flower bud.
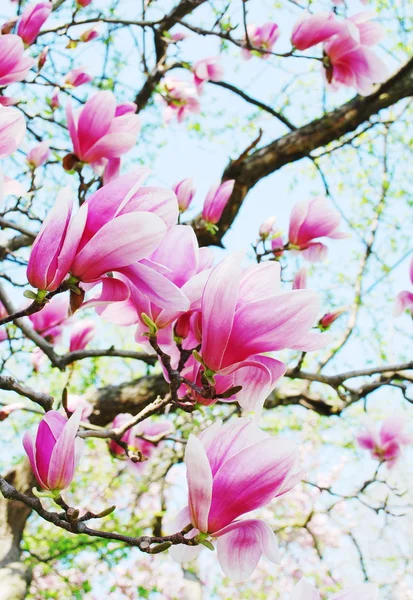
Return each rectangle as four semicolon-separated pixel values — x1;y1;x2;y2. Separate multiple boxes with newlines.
172;178;196;213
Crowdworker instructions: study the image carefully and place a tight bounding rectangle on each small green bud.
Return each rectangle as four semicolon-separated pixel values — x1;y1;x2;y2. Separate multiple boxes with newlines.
141;312;158;335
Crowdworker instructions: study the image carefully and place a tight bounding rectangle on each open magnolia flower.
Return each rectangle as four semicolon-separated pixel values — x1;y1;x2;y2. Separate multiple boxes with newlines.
291;578;379;599
170;418;302;581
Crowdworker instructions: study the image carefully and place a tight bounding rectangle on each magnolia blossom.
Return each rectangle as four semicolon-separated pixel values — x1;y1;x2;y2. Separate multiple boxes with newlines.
259;216;277;240
201;180;235;225
172;178;196;212
288;196;346;262
26;170;180;295
357;416;411;467
0;403;25;421
291;578;379;600
29;295;69;343
324;31;387;95
79;27;99;42
291;12;348;50
17;2;52;45
23;408;84;492
50;87;60;110
38;47;48;70
69;319;96;352
110;413;173;471
182;255;328;413
161;77;200;124
319;308;346;329
26;141;50;168
394;256;413;317
66;91;140;183
193;57;224;93
77;0;92;6
64;67;92;88
242;22;279;60
292;267;307;290
65;395;93;421
0;97;19;107
0;302;8;342
271;235;284;258
0;106;26;158
170;419;302;581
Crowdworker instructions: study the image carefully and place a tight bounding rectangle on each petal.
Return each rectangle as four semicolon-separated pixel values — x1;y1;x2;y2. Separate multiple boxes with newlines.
215;519;280;582
149;225;198;287
201;253;243;372
393;291;413;317
71;212;166;282
237;262;281;308
223;290;320;366
291;579;320;600
118;186;178;229
208;438;298;532
185;434;213;532
120;261;190;313
23;432;46;489
379;416;405;445
288;331;332;352
47;406;83;490
199;418;268;478
169;543;203;563
27;187;73;290
77;92;116;157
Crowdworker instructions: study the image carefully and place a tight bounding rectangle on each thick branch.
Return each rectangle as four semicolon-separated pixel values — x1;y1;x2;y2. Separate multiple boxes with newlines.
195;56;413;246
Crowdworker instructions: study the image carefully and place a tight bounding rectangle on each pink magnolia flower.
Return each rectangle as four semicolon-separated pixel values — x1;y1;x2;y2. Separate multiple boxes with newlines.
201;180;235;225
0;402;25;421
291;578;378;600
291;12;348;51
3;176;28;199
0;97;20;107
292;267;307;290
29;295;69;343
183;256;328;413
394;256;413;317
69;319;95;352
0;105;26;158
37;47;48;70
324;32;388;95
172;178;196;212
319;308;346;329
66;91;140;183
65;395;93;421
26;141;50;168
109;413;173;471
357;416;411;467
242;22;279;60
0;302;8;342
50;87;60;110
161;77;201;124
288;196;346;262
271;235;284;258
23;408;84;492
193;57;224;93
79;27;99;42
64;67;92;88
17;2;52;46
31;347;46;371
259;215;277;240
170;418;302;581
26;170;177;293
169;31;188;42
348;12;385;47
77;0;92;6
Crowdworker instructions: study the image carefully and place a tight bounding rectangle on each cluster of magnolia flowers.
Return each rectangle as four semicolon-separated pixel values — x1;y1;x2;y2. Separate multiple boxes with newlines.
0;0;410;592
157;9;387;123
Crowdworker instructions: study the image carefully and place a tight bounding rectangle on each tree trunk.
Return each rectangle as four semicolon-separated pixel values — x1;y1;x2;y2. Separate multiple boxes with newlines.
0;462;35;600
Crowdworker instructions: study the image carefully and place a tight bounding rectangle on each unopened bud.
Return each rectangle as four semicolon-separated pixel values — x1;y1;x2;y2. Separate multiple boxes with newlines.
150;541;173;554
63;153;80;172
1;19;17;35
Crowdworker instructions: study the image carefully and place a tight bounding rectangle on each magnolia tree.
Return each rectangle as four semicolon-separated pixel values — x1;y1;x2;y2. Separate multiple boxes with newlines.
0;0;412;598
